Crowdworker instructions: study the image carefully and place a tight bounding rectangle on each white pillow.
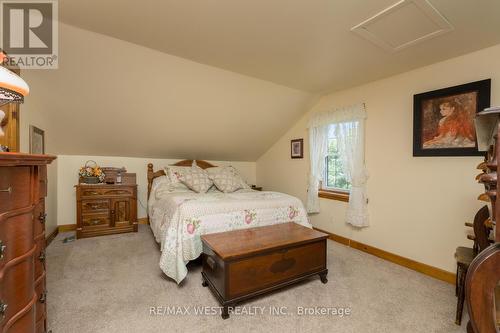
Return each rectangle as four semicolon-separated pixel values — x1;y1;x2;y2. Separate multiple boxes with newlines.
152;175;172;199
207;166;250;190
207;166;245;193
178;165;213;193
164;165;192;192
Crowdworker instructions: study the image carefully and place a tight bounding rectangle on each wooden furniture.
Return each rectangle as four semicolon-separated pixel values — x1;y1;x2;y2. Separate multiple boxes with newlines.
0;152;55;333
75;183;138;239
465;109;500;333
454;205;490;325
201;222;328;319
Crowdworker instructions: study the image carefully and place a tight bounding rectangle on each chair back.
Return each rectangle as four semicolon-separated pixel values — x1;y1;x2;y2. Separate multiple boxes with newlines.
473;205;491;254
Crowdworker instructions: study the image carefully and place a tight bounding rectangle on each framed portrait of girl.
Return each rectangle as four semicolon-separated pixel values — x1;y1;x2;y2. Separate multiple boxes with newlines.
413;79;491;156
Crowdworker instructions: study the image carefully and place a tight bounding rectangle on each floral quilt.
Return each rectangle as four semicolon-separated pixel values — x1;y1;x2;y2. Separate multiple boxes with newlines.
148;189;310;283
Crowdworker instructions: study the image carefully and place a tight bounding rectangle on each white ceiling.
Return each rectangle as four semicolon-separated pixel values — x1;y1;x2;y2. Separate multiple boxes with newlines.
59;0;500;93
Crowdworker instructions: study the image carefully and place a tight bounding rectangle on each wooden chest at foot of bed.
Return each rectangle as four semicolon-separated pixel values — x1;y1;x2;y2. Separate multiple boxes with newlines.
201;222;328;319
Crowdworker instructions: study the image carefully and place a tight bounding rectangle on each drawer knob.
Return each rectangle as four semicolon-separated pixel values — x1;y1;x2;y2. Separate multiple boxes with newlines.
0;187;11;194
0;300;7;322
39;212;47;223
38;251;46;262
0;240;5;259
39;291;47;304
90;219;101;225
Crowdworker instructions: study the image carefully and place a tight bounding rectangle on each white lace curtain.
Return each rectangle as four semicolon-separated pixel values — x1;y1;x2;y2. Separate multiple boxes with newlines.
307;103;369;227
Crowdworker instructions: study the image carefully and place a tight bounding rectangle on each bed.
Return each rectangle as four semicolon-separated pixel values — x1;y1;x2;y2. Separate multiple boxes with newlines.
147;160;311;283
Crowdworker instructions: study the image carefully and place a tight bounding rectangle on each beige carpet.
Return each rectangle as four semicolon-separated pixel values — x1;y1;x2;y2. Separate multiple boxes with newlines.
46;225;466;333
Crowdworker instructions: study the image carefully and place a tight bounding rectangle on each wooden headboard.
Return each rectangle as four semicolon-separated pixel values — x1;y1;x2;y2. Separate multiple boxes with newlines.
147;160;216;199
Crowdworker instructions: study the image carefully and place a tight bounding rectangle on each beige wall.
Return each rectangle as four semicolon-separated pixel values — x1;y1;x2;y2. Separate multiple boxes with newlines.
257;43;500;273
17;21;311;234
56;155;256;226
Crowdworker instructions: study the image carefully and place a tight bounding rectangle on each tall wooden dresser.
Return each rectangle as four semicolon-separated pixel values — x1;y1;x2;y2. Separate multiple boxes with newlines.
0;153;55;333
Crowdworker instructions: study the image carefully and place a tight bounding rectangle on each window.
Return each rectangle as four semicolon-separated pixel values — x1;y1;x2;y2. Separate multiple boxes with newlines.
324;132;351;192
319;122;357;202
308;103;367;225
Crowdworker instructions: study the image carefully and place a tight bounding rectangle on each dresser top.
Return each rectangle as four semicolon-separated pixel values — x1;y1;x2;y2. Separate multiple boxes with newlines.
0;152;56;166
75;183;137;187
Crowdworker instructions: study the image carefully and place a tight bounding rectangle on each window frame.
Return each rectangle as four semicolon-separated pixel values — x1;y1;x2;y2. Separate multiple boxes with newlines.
318;183;350;202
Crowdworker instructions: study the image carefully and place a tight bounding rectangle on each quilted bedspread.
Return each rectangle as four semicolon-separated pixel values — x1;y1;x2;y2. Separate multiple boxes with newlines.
148;189;310;283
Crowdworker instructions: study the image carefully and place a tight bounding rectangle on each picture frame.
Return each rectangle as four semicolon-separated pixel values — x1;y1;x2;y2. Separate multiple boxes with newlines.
291;138;303;159
29;125;45;154
413;79;491;157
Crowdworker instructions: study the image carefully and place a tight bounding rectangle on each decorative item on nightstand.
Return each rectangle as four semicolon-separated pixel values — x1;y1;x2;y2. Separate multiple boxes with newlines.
102;167;127;184
79;160;105;184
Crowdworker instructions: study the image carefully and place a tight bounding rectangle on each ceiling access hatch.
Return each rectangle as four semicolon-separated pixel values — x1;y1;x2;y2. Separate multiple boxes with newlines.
351;0;453;52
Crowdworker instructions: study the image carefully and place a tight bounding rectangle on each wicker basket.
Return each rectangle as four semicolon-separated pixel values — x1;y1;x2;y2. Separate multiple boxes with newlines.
82;176;100;184
80;160;103;184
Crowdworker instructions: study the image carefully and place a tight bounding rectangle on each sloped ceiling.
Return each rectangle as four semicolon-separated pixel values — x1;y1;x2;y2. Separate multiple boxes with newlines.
58;0;500;93
22;23;316;161
23;0;500;161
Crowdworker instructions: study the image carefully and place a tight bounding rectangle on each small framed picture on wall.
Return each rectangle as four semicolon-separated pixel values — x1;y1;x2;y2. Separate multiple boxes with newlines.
291;138;303;159
29;125;45;154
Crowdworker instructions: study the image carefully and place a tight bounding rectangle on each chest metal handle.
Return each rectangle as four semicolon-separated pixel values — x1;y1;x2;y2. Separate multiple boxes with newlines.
0;241;6;259
39;291;47;304
0;300;7;322
39;213;47;223
39;251;46;262
0;187;11;194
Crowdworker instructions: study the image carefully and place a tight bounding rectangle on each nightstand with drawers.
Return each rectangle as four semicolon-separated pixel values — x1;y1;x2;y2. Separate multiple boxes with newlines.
75;183;138;239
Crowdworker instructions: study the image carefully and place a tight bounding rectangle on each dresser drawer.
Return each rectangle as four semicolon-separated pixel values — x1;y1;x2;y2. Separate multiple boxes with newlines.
80;187;133;198
0;209;34;269
5;305;36;333
0;167;32;213
0;251;36;328
82;214;110;228
226;241;326;298
81;199;109;214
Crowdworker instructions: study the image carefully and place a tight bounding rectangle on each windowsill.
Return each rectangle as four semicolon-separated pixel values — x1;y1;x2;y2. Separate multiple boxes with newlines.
318;189;349;202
